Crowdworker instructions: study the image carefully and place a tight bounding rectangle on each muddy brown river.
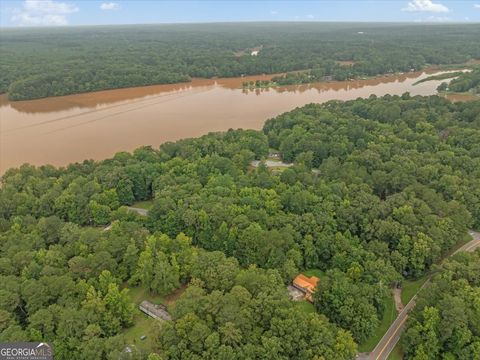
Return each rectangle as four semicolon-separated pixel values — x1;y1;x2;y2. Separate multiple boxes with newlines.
0;70;463;174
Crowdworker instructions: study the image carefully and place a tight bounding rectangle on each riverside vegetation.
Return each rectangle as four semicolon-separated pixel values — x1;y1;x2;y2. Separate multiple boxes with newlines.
438;66;480;95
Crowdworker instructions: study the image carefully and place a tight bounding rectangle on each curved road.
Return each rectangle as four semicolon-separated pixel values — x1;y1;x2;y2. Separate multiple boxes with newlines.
359;230;480;360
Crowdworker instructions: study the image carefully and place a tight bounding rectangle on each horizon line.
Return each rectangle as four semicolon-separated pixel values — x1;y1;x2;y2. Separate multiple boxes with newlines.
2;20;480;29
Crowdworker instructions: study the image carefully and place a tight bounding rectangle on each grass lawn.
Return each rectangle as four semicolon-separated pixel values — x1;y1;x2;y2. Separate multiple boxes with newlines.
122;285;181;355
122;310;157;353
269;166;289;173
401;275;428;305
303;268;324;278
295;301;316;314
127;285;165;306
387;342;404;360
132;199;154;210
123;285;164;350
358;294;396;353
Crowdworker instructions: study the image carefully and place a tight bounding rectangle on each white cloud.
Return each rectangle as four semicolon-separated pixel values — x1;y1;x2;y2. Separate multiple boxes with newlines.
402;0;449;13
100;2;119;11
11;0;78;26
270;10;278;15
12;12;67;25
474;4;480;8
24;0;78;14
305;14;314;19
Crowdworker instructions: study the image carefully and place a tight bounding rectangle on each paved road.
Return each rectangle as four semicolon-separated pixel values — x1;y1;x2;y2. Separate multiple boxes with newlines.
250;160;321;174
359;230;480;360
250;160;293;168
127;206;149;216
454;230;480;255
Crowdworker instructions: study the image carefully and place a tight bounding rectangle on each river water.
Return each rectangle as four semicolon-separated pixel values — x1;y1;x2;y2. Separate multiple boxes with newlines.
0;70;461;174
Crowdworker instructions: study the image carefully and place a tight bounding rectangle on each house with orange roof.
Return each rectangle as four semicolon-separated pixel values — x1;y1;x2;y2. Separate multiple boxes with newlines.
292;274;319;302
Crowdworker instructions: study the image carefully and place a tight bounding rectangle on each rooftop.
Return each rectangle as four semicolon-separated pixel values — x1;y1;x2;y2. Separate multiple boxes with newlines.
139;300;171;321
293;274;319;293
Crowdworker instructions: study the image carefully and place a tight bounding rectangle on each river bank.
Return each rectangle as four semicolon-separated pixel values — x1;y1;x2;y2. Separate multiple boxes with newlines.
0;69;473;174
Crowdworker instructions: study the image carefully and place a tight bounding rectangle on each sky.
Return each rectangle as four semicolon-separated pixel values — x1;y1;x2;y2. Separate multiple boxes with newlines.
0;0;479;27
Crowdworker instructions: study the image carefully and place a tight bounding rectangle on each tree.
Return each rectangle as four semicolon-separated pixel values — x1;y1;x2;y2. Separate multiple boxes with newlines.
89;200;111;225
190;251;239;292
314;269;383;342
122;240;139;279
151;251;180;295
116;179;135;205
103;283;134;327
134;245;155;290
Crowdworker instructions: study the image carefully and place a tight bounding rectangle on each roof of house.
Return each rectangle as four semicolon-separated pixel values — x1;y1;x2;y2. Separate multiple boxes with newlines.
292;274;319;293
139;300;171;321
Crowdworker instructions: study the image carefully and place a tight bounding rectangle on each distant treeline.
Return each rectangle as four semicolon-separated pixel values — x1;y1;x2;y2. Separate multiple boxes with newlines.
1;23;480;100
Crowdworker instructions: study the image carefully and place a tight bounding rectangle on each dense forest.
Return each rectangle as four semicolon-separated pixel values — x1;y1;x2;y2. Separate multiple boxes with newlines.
0;95;479;359
402;251;480;359
1;23;480;100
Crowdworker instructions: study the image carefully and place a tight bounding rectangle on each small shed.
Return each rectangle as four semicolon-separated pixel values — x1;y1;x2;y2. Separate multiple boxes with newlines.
139;300;171;321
